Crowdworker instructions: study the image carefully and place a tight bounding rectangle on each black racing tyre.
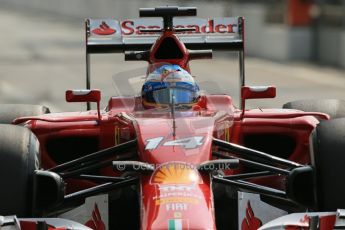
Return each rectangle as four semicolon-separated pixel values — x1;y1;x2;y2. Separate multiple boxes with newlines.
0;124;39;217
311;118;345;211
283;99;345;119
0;104;50;124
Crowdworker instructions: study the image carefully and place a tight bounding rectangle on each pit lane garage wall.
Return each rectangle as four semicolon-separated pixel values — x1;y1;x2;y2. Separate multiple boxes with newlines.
2;0;345;68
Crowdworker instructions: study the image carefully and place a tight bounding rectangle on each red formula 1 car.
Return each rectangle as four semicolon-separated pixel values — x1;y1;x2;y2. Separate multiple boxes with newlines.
1;6;345;230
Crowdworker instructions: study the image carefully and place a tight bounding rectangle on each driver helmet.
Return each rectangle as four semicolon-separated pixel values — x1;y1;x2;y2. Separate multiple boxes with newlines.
141;64;200;109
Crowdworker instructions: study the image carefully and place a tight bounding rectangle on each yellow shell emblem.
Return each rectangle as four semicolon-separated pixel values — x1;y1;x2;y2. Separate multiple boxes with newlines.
151;162;201;185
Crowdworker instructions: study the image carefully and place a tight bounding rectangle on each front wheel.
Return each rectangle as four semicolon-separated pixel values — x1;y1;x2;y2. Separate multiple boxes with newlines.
310;118;345;211
0;124;40;217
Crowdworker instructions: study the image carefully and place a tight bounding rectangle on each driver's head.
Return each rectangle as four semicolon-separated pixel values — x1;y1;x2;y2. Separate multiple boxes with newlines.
141;64;200;109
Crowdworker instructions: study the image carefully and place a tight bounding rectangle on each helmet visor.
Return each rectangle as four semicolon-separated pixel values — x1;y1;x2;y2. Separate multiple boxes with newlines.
146;88;198;105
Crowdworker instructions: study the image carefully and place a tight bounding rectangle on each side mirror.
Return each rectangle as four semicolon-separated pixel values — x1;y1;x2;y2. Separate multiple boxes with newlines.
66;89;101;103
33;170;65;213
66;89;101;119
241;86;276;100
240;86;276;119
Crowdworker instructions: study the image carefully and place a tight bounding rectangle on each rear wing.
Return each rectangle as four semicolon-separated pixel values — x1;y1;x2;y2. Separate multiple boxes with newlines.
84;6;245;110
86;17;244;53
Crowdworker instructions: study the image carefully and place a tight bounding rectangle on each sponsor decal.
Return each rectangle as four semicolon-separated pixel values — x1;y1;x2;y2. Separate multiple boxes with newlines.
91;21;116;35
166;203;188;211
150;163;203;212
145;136;204;150
89;18;239;37
156;197;200;205
121;19;236;36
154;185;202;210
241;201;262;230
154;187;202;201
85;204;106;230
159;185;194;192
58;194;109;230
238;192;287;229
121;20;160;36
168;219;189;230
150;162;201;185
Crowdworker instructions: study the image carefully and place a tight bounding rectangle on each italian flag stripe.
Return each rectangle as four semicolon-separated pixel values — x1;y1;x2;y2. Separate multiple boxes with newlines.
168;219;187;230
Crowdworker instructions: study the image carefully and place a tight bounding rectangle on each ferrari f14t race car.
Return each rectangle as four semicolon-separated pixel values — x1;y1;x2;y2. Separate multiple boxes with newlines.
1;6;345;230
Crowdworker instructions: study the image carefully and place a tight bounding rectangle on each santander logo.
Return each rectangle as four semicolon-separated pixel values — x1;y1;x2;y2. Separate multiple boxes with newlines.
120;19;236;35
90;19;238;36
92;21;116;35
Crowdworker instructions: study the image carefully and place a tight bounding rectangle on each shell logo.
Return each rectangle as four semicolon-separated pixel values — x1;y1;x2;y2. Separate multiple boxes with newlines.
150;162;201;185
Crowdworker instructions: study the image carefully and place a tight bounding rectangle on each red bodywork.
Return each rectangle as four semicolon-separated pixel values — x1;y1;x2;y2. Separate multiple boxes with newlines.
14;28;328;230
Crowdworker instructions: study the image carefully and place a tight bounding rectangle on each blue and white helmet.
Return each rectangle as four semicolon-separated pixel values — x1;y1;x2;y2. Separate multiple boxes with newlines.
142;64;200;108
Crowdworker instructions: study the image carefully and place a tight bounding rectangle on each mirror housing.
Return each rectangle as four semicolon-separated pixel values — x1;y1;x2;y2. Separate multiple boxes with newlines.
33;170;65;213
240;86;276;119
66;89;101;119
66;89;101;103
241;86;276;100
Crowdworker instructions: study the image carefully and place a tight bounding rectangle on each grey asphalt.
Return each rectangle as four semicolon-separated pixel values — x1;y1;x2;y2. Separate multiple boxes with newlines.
0;7;344;112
